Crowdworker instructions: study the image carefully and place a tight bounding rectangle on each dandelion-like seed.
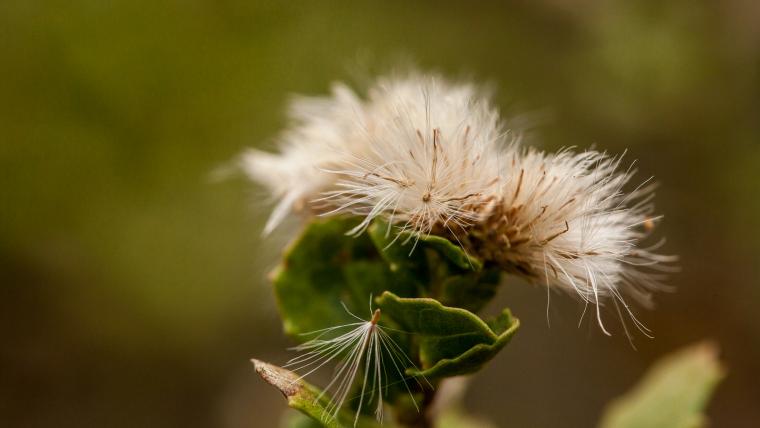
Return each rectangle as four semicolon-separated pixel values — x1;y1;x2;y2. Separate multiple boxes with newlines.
284;301;430;427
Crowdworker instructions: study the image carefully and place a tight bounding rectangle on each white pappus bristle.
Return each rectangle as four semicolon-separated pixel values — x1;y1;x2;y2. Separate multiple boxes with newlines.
284;302;430;427
242;72;676;337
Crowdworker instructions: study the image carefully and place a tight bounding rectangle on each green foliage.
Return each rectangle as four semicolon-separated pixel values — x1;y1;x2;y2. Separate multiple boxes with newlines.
283;412;325;428
253;359;383;428
265;217;519;425
599;342;725;428
263;218;726;428
252;359;342;428
272;217;506;337
367;219;500;313
271;216;423;337
376;292;519;378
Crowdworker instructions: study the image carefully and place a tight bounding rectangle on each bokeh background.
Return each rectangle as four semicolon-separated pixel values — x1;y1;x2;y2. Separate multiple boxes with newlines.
2;1;759;427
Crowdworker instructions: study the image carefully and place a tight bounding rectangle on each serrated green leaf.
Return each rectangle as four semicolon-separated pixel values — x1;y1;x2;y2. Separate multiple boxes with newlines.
375;292;519;378
599;342;725;428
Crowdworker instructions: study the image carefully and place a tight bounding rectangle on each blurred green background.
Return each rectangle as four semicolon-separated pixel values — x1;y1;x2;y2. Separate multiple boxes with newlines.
2;1;759;427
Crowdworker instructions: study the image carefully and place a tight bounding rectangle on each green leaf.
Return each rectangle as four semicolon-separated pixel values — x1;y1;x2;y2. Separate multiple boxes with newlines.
418;233;482;272
283;411;329;428
375;291;519;378
367;221;429;296
367;219;482;274
435;267;502;313
253;359;383;428
252;359;341;428
273;217;501;337
367;219;500;312
270;216;514;418
272;217;408;337
598;342;725;428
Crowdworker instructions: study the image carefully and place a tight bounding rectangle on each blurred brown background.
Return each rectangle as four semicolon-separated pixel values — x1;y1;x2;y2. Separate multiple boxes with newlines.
2;1;759;427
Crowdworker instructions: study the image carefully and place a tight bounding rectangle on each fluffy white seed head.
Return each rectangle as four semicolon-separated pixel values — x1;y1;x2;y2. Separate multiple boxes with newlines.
322;75;507;236
466;146;676;335
241;83;369;234
241;72;675;335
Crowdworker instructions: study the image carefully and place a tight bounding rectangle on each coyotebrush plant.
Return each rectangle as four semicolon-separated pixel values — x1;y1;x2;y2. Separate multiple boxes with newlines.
243;72;710;428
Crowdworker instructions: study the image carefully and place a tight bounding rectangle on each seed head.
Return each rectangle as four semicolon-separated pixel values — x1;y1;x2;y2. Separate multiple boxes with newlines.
240;83;369;234
242;72;676;336
321;75;507;237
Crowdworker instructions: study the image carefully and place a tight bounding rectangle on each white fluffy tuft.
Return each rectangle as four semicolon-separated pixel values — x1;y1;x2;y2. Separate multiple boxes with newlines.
240;83;368;234
241;73;675;336
321;75;507;237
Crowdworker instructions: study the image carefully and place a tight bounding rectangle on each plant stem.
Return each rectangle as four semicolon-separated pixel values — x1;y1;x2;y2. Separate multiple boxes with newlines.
395;387;436;428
